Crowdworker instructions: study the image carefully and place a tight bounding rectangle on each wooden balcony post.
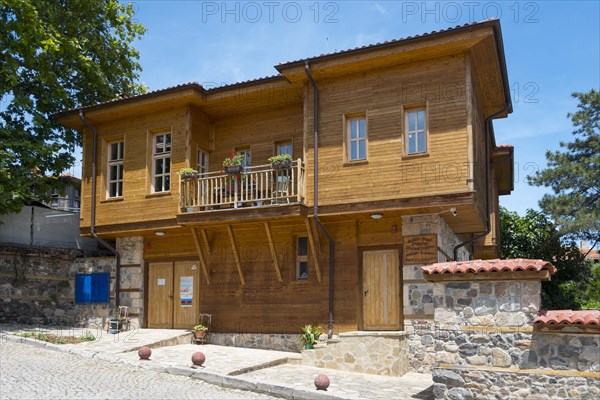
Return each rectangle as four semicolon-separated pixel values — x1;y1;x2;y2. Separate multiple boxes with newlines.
227;225;245;285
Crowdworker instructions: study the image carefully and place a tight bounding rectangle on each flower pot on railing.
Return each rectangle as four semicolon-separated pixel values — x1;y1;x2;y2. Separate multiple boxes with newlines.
224;165;242;175
268;154;293;170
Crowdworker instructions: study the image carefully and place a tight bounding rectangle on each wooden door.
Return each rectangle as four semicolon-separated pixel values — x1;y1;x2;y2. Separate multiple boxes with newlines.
173;261;199;329
362;250;401;330
148;262;174;328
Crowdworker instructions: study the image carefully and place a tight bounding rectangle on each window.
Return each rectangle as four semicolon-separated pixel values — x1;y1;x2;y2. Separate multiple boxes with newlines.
405;108;427;154
236;148;251;168
277;142;293;156
152;133;171;193
197;148;209;176
107;140;124;198
347;117;367;161
296;236;309;280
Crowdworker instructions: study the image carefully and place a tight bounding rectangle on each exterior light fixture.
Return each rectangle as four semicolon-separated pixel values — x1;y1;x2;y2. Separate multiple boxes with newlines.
370;213;383;220
154;231;166;236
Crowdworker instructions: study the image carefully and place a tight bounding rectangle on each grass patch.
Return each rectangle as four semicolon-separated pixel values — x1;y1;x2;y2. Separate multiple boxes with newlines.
16;330;95;344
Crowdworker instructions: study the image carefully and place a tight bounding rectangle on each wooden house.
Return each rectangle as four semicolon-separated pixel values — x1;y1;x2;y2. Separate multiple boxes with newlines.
56;20;514;338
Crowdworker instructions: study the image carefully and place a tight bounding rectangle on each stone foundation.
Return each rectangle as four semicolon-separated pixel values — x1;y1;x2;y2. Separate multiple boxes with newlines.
300;331;409;376
210;332;302;353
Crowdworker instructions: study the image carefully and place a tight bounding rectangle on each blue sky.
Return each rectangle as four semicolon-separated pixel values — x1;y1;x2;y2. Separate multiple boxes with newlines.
78;0;599;215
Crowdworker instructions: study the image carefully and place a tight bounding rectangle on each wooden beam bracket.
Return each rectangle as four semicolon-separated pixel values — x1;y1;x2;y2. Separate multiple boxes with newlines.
227;225;246;285
191;227;210;285
264;222;283;282
305;218;322;283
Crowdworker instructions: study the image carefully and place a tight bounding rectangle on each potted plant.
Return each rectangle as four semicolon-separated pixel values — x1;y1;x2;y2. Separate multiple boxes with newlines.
268;154;292;170
108;311;125;334
300;324;322;350
192;323;209;342
222;152;244;175
178;167;199;179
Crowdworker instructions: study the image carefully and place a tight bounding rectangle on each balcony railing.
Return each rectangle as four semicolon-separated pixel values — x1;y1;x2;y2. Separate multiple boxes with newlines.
179;159;305;212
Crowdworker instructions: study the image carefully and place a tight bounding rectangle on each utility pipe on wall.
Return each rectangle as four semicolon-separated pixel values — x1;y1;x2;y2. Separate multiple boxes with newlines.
78;111;121;310
304;62;335;339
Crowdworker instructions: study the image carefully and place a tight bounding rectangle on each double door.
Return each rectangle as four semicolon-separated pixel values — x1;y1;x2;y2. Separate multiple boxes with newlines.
147;261;199;328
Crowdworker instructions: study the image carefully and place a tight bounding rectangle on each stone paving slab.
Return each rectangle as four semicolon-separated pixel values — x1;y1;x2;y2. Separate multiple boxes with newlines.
239;364;434;400
116;344;300;375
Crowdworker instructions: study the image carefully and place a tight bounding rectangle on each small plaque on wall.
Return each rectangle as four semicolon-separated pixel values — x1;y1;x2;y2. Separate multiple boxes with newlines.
403;234;438;265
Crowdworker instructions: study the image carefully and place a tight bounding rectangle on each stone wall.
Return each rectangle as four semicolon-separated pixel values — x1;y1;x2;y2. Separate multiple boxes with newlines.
300;331;409;376
116;236;144;327
402;213;469;373
210;332;302;353
0;248;115;326
426;270;600;399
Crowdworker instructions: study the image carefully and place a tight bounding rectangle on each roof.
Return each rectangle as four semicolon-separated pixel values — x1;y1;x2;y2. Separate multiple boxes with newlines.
421;258;557;275
534;310;600;326
277;19;498;68
56;19;510;119
583;248;600;260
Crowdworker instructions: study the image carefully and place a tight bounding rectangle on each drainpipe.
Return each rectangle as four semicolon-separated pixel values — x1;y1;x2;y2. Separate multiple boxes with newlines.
304;62;335;339
78;110;121;310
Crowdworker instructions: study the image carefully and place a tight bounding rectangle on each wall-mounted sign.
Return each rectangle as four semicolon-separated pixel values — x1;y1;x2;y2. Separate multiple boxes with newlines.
180;276;193;307
157;278;166;286
403;234;438;265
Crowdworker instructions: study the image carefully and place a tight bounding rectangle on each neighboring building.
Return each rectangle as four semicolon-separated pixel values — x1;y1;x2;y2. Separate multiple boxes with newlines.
55;20;514;334
581;241;600;264
0;176;84;250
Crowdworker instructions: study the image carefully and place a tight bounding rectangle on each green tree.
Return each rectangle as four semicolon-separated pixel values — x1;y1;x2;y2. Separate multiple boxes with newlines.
0;0;146;214
499;206;597;310
528;89;599;245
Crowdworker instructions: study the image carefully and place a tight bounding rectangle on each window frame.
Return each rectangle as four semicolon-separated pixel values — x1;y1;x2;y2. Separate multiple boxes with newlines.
296;236;309;280
404;107;428;155
234;147;251;169
197;147;209;176
107;140;124;198
343;113;368;163
276;141;293;157
152;132;172;193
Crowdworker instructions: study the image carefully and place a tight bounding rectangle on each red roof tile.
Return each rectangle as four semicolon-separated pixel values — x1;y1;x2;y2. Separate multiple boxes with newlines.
534;310;600;326
421;258;557;275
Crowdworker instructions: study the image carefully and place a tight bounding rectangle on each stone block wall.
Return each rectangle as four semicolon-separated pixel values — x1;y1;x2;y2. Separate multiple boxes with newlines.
0;248;115;326
116;237;144;328
402;213;469;373
300;331;409;376
427;269;600;399
210;332;302;352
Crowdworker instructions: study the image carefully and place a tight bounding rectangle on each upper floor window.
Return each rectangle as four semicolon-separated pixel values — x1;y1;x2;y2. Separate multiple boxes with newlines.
296;236;309;280
152;133;171;193
347;117;367;162
236;148;251;168
107;140;124;198
405;108;427;154
197;148;209;176
277;142;293;157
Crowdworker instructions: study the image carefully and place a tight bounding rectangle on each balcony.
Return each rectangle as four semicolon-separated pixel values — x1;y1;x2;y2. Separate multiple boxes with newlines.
179;159;305;213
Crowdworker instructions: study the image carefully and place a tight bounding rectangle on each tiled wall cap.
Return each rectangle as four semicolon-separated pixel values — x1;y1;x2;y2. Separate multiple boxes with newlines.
534;310;600;326
421;258;557;275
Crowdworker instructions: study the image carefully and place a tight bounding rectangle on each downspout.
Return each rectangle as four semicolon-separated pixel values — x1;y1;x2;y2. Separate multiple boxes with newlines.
79;110;121;309
304;62;335;339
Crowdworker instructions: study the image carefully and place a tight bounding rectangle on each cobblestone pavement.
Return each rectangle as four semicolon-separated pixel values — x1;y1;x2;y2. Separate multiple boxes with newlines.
0;342;277;400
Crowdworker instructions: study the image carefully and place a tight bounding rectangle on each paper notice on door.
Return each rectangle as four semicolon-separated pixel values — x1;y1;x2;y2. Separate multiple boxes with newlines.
180;276;193;307
157;278;166;286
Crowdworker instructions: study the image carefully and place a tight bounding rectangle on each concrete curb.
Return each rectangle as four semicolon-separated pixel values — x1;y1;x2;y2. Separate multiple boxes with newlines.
3;333;352;400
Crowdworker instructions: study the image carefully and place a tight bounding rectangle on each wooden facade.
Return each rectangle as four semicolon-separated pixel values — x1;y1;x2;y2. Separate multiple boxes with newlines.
57;20;514;332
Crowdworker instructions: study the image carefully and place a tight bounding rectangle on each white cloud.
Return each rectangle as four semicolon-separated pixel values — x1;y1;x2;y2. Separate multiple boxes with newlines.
374;3;387;15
